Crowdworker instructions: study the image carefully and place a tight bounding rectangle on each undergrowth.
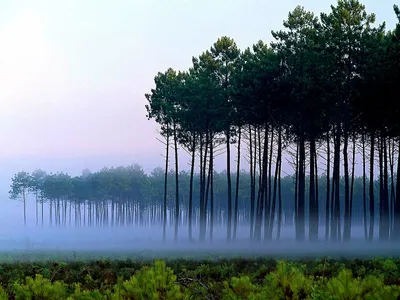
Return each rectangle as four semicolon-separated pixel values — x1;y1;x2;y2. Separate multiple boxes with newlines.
0;257;398;299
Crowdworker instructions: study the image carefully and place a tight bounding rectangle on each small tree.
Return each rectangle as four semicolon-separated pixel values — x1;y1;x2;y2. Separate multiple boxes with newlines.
9;171;31;226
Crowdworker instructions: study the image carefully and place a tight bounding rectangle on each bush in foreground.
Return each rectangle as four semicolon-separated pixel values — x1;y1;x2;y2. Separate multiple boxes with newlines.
0;258;399;299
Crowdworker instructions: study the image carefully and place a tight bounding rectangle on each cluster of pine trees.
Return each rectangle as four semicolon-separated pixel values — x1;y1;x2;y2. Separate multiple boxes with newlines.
144;0;400;243
8;166;390;240
9;1;400;244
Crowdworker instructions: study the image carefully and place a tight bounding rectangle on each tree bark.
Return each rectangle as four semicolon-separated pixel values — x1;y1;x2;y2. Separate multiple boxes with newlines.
233;127;242;241
163;126;170;243
309;136;318;242
369;133;375;241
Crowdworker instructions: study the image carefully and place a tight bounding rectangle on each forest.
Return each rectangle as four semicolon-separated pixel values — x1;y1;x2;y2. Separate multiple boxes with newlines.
7;167;397;241
9;0;400;245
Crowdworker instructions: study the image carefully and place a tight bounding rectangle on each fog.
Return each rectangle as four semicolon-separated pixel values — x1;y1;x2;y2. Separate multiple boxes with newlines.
0;223;396;260
1;162;399;259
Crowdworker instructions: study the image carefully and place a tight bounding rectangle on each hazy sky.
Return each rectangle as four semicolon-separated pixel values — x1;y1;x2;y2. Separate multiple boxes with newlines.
0;0;397;176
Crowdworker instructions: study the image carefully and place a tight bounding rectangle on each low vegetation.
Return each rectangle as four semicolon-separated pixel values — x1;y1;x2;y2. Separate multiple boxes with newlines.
0;257;399;299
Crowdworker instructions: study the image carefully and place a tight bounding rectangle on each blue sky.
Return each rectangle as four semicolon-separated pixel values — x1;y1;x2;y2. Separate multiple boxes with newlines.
0;0;397;175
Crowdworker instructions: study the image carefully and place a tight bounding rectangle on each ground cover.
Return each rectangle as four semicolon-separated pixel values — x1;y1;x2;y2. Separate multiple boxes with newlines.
0;254;399;299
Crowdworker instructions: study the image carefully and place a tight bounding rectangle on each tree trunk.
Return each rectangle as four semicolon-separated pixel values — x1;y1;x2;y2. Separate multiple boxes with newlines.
209;140;214;242
380;135;389;240
270;127;282;239
188;137;196;242
23;189;26;227
349;134;356;240
173;122;180;242
343;128;351;241
226;130;233;242
35;193;38;227
392;139;400;240
255;126;268;241
249;125;256;240
369;133;375;241
276;131;283;240
389;138;395;233
233;127;241;241
315;144;319;239
265;128;274;240
309;136;318;242
362;133;368;240
297;134;306;241
163;127;170;243
331;127;341;241
294;143;299;236
326;133;331;241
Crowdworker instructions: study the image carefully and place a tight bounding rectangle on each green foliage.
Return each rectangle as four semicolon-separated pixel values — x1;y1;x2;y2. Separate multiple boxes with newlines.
0;287;7;300
0;258;399;299
222;276;260;300
67;283;108;300
13;274;68;300
261;260;313;299
316;269;400;299
111;260;184;300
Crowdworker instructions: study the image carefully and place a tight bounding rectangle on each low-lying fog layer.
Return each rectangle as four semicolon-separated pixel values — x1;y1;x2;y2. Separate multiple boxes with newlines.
0;225;398;258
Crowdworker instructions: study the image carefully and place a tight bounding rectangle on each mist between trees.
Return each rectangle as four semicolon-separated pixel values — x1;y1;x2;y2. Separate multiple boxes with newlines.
9;1;400;244
7;166;399;242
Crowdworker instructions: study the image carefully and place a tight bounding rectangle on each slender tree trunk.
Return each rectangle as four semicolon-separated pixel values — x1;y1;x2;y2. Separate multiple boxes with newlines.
163;128;170;243
294;143;299;236
369;133;375;241
255;126;268;241
362;133;368;240
297;134;306;241
199;133;209;242
331;127;340;241
265;128;274;240
392;139;400;240
348;134;356;241
315;144;319;238
209;140;214;242
226;130;233;242
35;193;38;227
233;127;241;241
309;136;318;242
188;137;196;242
389;138;395;233
23;189;26;227
380;135;390;240
379;136;384;240
41;196;44;227
173;122;180;242
276;130;282;240
343;128;351;241
270;127;281;239
249;125;255;240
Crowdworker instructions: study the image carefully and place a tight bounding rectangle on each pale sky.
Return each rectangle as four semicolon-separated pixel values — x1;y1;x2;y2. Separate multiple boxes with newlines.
0;0;397;177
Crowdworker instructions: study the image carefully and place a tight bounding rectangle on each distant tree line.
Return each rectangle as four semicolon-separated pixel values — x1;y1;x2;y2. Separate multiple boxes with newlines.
9;0;400;243
144;0;400;243
9;166;390;237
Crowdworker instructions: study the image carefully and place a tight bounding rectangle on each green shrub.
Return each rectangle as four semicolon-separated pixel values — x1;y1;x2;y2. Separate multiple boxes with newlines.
222;276;261;300
261;260;314;299
67;283;109;300
111;260;184;300
0;286;7;300
13;274;68;300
